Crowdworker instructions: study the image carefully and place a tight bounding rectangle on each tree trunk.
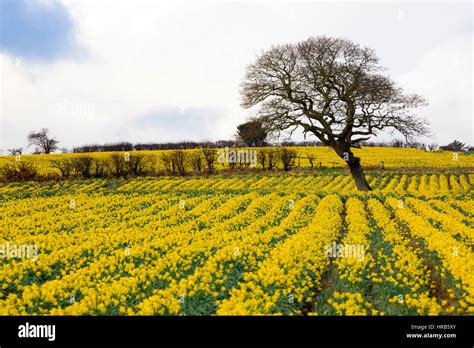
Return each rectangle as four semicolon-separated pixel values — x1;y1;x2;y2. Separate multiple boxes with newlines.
348;159;372;191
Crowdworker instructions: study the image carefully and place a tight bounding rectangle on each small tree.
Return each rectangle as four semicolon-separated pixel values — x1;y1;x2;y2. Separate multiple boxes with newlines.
236;119;268;146
71;156;94;178
161;152;175;174
171;150;187;176
265;149;277;170
51;159;75;178
257;151;267;169
7;148;23;155
189;152;203;172
279;148;299;171
128;154;146;176
440;140;466;152
306;152;316;168
0;161;38;182
92;158;110;178
202;147;217;173
408;142;427;151
390;139;405;148
110;153;129;177
27;128;59;154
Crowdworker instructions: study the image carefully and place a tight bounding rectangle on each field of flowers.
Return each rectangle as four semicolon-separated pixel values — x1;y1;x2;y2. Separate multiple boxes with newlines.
0;146;473;177
0;171;472;315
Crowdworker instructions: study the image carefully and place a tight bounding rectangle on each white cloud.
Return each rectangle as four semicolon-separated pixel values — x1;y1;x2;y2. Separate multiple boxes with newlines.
1;0;472;152
396;34;473;145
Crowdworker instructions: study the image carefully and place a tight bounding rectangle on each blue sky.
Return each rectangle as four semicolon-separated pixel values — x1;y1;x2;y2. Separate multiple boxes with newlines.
0;1;472;152
0;0;81;61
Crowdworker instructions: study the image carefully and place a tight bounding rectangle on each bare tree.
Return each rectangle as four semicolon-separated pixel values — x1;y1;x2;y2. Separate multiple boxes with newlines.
92;158;110;178
128;154;146;176
189;152;203;172
265;149;277;170
51;159;75;178
0;161;37;182
27;128;59;154
241;36;429;191
7;148;23;155
390;139;405;148
71;156;94;178
407;141;427;151
171;150;187;176
161;152;176;174
202;147;217;174
110;153;129;177
279;148;299;171
257;151;267;169
306;152;316;168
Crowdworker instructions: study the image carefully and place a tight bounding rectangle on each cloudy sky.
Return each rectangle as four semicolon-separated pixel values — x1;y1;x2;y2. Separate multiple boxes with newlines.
0;0;472;152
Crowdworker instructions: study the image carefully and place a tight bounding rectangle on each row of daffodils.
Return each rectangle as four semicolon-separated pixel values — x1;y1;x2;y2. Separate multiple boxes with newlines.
1;147;473;178
1;173;472;199
0;172;472;315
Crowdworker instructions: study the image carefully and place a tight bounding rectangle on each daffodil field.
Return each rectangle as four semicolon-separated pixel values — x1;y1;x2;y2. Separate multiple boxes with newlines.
0;171;473;315
1;147;473;177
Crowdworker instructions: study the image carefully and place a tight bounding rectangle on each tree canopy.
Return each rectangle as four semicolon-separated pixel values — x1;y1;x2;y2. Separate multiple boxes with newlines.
241;36;429;190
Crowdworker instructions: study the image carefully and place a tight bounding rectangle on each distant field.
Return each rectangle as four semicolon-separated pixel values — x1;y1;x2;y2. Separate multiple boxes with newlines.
0;147;473;178
1;172;472;315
